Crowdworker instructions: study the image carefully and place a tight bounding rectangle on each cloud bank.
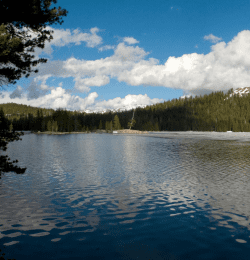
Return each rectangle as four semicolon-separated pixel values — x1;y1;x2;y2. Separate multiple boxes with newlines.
0;87;163;111
3;26;250;110
60;30;250;96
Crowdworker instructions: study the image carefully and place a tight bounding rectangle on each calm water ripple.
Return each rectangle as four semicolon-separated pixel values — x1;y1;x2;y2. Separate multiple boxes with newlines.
0;133;250;259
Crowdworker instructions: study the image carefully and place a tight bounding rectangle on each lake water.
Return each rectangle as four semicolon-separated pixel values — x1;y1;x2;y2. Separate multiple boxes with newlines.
1;133;250;259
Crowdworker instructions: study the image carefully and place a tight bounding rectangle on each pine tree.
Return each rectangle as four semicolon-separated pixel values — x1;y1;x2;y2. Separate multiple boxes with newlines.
128;118;136;130
99;120;103;129
52;121;58;132
0;0;68;86
0;108;26;174
9;123;13;132
154;122;159;131
35;109;43;131
113;115;121;130
47;120;52;131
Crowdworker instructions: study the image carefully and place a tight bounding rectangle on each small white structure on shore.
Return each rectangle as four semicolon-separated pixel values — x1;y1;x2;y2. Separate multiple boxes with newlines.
113;131;118;134
227;131;233;133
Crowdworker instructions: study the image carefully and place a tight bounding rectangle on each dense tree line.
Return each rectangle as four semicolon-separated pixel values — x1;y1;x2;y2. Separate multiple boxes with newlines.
0;104;128;132
1;89;250;132
134;88;250;132
6;108;129;132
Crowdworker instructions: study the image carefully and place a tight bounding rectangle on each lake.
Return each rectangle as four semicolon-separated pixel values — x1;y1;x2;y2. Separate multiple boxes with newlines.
0;133;250;259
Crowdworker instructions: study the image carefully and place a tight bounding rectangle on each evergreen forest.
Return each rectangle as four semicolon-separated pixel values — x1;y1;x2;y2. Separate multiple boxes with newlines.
1;88;250;132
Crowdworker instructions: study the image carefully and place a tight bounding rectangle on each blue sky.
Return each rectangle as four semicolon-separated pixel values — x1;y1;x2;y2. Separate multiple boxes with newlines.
1;0;250;111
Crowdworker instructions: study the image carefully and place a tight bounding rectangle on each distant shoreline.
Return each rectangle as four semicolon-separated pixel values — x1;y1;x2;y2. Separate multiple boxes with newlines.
22;130;250;141
32;129;149;135
34;131;92;135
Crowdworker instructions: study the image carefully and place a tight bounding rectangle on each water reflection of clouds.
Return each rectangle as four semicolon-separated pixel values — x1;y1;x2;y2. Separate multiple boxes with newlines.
0;135;106;245
104;136;190;222
1;134;250;248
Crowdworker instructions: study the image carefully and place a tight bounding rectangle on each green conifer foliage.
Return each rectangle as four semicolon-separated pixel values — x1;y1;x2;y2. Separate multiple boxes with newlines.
99;120;103;129
0;0;68;86
128;118;136;130
142;121;154;131
154;122;159;131
47;120;52;131
0;108;26;174
52;121;58;132
113;115;121;130
9;123;13;132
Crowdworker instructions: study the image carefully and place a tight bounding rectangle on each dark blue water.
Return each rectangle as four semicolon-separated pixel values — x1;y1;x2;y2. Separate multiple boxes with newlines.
0;133;250;259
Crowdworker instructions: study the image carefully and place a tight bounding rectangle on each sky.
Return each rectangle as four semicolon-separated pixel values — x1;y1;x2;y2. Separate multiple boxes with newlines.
1;0;250;112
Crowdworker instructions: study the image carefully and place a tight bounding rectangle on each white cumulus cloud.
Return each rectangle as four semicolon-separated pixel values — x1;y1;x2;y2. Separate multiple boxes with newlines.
113;42;149;62
89;94;163;111
79;75;110;87
98;45;115;51
22;26;103;59
123;37;139;45
61;42;150;91
204;34;223;43
9;28;250;101
74;75;110;92
116;30;250;95
0;89;163;112
0;87;98;111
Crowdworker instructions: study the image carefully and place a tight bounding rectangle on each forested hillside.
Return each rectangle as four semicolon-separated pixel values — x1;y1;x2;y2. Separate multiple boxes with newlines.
1;88;250;132
133;88;250;132
0;103;55;120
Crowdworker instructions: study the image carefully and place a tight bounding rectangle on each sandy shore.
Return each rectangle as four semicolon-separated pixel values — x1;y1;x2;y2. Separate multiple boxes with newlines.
115;129;149;134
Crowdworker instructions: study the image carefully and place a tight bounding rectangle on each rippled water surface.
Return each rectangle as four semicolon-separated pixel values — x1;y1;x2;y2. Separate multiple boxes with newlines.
1;133;250;259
